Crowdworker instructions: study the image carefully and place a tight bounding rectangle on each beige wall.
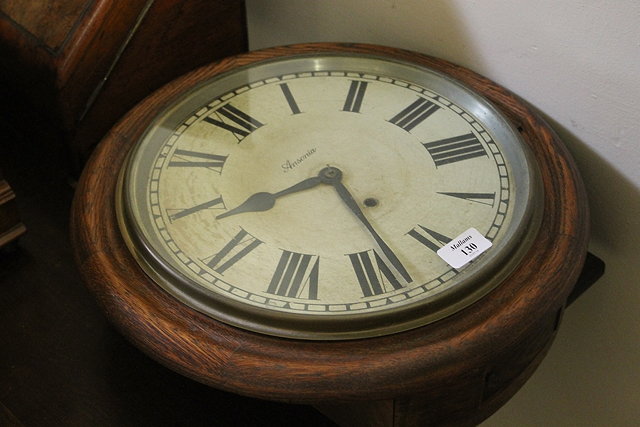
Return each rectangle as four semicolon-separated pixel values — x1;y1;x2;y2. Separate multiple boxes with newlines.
245;1;640;425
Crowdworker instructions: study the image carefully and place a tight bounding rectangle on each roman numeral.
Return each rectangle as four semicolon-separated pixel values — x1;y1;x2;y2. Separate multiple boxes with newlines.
267;251;319;299
342;80;368;113
423;133;487;167
388;97;439;131
168;149;227;173
203;104;264;141
279;83;302;114
167;196;225;222
347;250;404;297
205;229;262;274
407;225;452;253
438;192;496;207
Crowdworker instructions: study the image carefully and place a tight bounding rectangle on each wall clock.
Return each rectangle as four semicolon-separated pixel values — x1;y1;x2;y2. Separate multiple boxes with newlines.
72;43;590;426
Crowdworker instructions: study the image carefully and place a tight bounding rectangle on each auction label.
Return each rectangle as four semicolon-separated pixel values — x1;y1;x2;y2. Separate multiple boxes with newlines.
437;227;492;269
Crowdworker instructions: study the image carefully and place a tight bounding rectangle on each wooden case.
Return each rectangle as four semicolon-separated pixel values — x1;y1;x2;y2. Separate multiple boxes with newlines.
0;0;247;168
71;43;590;426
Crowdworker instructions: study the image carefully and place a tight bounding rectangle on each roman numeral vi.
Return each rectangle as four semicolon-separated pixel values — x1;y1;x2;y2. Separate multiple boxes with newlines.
267;251;319;299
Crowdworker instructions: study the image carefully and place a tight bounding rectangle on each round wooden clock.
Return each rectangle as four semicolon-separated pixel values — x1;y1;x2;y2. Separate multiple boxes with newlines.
71;43;589;426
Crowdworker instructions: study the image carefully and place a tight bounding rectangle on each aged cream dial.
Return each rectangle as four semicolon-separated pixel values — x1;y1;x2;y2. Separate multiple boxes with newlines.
118;54;538;339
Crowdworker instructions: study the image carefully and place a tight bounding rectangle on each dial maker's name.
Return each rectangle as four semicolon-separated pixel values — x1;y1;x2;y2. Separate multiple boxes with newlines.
282;148;317;173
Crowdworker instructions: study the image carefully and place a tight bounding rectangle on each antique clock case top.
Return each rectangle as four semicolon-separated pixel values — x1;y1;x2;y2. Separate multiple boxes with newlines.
71;43;588;423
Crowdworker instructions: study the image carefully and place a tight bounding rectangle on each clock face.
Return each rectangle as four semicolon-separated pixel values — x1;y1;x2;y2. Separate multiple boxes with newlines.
118;54;539;339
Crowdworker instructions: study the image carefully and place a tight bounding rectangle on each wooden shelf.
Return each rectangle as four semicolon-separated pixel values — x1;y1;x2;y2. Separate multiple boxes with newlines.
0;172;26;248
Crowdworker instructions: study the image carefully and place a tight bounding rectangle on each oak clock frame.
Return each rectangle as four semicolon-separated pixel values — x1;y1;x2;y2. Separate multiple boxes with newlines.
71;43;589;426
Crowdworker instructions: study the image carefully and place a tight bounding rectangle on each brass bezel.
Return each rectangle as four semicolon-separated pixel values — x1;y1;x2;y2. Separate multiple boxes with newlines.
116;52;543;340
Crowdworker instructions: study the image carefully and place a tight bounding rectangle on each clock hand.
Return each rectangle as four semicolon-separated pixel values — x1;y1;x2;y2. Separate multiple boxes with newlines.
219;166;410;284
319;167;413;285
216;175;323;219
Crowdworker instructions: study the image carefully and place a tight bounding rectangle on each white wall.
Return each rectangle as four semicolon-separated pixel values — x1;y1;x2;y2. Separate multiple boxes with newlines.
246;0;640;425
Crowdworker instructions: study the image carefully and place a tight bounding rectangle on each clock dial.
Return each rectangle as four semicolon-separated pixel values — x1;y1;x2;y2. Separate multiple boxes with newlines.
118;55;539;339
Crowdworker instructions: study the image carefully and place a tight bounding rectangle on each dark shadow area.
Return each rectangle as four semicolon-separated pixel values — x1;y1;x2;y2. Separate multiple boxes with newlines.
0;118;335;426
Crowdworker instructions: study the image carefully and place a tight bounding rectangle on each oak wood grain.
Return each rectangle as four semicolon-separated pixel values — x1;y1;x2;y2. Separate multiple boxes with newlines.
0;0;146;128
0;0;87;50
71;0;248;165
71;43;589;426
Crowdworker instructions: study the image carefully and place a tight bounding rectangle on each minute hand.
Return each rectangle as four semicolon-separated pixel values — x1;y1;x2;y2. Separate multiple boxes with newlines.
329;178;412;284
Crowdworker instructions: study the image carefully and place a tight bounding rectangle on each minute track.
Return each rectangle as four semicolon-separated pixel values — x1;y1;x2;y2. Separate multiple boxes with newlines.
127;53;524;335
74;44;585;427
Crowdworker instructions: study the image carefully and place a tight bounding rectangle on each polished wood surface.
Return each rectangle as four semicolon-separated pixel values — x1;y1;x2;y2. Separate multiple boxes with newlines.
0;0;147;128
0;0;87;50
70;0;248;164
0;0;247;167
71;43;590;426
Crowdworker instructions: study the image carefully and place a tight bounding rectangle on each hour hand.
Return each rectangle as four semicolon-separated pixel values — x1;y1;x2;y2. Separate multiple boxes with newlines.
216;192;276;219
216;176;322;219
